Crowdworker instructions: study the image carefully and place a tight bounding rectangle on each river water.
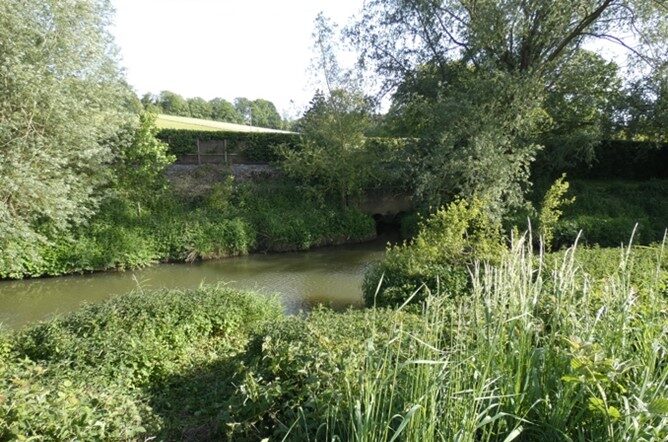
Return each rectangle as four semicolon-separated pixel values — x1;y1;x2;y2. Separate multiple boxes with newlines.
0;239;389;329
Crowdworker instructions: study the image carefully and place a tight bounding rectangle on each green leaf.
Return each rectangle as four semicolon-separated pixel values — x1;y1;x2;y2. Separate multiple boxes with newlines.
503;426;524;442
648;398;668;415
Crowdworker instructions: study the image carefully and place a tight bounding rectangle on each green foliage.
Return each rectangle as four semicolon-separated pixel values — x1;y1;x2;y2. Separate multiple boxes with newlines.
230;241;668;441
553;179;668;247
364;198;505;307
533;140;668;181
156;90;190;117
616;65;668;143
157;128;299;162
0;179;376;279
280;90;376;206
112;112;176;205
223;308;421;440
249;99;283;129
2;243;667;440
236;182;375;251
0;286;282;440
547;244;668;296
351;1;665;214
210;97;244;124
0;0;134;276
187;97;213;119
387;62;548;214
538;173;575;250
538;50;622;174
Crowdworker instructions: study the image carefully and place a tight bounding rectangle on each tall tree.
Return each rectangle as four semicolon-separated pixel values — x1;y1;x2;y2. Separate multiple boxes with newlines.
187;97;213;119
281;90;375;206
250;99;283;129
0;0;134;275
280;16;377;206
234;97;253;124
158;90;190;117
617;65;668;142
347;0;666;213
539;50;622;172
210;98;244;123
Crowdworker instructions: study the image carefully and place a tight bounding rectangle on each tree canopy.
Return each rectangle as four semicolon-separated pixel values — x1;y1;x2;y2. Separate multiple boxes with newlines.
0;0;135;273
345;0;667;212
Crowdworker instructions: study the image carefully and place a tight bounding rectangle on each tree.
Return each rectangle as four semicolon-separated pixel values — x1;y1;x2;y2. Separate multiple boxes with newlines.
0;0;134;276
616;66;668;142
210;98;244;123
281;90;375;206
187;97;213;119
398;65;548;214
348;0;667;213
158;90;190;117
234;97;253;124
539;50;622;173
111;112;175;209
250;99;283;129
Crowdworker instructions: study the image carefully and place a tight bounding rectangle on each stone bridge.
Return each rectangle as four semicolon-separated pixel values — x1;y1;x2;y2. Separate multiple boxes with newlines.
359;190;413;220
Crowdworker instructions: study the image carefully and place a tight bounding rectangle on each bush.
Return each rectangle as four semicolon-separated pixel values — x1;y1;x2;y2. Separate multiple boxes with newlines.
2;243;667;440
1;286;282;440
552;179;668;247
236;182;376;252
222;308;421;440
538;173;574;250
363;198;505;307
547;244;668;296
1;178;378;279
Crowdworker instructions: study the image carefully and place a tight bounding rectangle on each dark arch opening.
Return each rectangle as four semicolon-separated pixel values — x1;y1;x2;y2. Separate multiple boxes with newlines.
372;212;401;237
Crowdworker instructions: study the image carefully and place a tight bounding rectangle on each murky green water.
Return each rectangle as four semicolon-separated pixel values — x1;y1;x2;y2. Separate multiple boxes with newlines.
0;240;388;329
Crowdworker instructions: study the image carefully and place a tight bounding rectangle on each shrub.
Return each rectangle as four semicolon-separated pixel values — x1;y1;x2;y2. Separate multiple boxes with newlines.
225;241;668;441
547;243;668;296
363;198;505;307
532;179;668;248
538;173;574;250
236;182;375;252
1;286;282;440
1;178;377;279
222;308;421;440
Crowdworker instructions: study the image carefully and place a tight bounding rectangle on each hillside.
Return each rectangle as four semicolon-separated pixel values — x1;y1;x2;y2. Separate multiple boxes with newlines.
155;114;295;134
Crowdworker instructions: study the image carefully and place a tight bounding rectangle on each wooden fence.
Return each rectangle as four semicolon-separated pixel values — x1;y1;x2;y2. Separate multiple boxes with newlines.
176;139;244;165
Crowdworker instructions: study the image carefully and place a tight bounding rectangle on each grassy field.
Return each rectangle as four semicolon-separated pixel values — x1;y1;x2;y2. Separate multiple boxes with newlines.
155;114;295;134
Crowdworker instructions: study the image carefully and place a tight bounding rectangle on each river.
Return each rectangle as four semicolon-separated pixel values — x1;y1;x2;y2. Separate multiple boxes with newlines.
0;239;389;329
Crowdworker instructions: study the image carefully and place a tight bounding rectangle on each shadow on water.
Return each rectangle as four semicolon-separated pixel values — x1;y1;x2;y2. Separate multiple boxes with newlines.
0;236;397;329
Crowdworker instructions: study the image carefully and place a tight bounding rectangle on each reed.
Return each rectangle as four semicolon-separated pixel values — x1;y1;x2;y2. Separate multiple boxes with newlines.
317;234;668;441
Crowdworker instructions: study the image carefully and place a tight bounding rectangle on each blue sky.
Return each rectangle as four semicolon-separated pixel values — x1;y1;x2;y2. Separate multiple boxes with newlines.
110;0;364;117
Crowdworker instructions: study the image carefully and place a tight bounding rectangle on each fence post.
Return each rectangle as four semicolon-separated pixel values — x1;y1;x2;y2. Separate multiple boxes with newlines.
224;139;228;165
197;139;201;165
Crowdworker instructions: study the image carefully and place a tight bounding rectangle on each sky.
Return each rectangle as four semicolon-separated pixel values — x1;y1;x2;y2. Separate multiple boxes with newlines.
110;0;634;119
110;0;365;118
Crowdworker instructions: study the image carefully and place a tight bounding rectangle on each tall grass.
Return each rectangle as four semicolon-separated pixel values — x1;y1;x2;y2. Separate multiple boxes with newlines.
321;235;668;441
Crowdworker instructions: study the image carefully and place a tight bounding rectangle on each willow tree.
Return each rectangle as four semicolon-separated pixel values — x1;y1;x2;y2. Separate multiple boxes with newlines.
0;0;134;276
348;0;667;213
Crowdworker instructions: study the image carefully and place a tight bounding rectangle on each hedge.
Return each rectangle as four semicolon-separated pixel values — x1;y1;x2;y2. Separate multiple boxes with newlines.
536;140;668;180
156;129;300;163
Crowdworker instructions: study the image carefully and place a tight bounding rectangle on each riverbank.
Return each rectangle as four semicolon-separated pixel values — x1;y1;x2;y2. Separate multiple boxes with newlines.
2;242;666;440
0;181;377;280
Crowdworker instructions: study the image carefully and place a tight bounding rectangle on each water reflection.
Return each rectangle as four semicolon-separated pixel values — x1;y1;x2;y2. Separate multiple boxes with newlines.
0;240;388;329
